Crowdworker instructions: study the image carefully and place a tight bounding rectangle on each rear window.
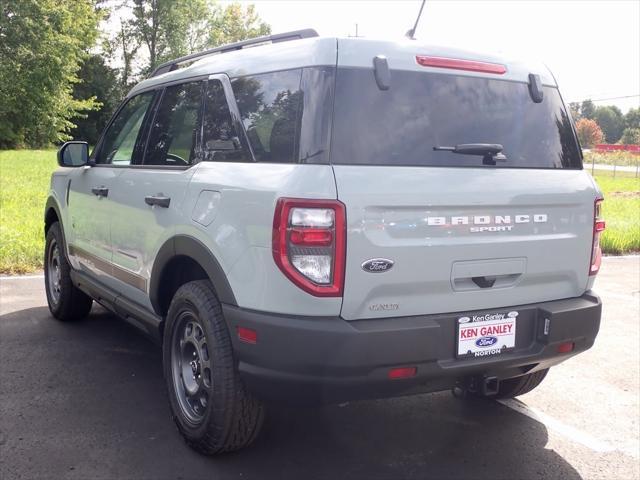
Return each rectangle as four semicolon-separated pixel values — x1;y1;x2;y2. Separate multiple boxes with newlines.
331;68;582;169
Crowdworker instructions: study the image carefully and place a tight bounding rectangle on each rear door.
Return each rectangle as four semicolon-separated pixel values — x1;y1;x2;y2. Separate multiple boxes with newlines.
331;66;597;320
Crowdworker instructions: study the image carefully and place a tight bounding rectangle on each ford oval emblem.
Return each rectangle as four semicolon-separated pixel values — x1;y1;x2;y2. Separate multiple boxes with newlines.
475;336;498;348
361;258;394;273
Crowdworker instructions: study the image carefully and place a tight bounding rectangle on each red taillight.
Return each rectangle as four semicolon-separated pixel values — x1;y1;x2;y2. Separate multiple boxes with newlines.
290;228;333;246
388;367;417;380
589;198;605;276
415;55;507;74
272;198;346;297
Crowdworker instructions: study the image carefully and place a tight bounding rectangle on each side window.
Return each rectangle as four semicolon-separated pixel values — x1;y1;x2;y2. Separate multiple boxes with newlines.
144;81;202;166
95;92;154;165
231;69;303;163
202;80;250;163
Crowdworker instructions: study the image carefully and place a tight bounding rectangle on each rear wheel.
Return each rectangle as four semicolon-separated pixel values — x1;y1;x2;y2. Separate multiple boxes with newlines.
163;280;264;455
494;369;549;399
44;222;92;321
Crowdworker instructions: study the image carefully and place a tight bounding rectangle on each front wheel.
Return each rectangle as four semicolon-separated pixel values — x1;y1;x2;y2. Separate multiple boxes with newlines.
163;280;264;455
44;222;92;321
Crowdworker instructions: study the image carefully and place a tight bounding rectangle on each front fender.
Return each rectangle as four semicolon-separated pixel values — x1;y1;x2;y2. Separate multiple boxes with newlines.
44;194;72;264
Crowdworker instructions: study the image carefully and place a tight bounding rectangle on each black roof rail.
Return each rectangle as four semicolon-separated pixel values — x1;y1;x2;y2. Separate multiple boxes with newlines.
149;28;319;78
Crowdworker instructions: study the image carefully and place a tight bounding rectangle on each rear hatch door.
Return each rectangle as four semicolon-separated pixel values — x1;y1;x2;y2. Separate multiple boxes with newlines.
330;61;597;320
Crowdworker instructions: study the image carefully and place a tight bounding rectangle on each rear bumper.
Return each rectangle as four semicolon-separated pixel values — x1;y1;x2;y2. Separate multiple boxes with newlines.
222;292;601;405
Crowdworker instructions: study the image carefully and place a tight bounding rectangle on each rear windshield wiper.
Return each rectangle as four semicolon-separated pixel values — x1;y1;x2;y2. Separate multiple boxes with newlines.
433;143;507;165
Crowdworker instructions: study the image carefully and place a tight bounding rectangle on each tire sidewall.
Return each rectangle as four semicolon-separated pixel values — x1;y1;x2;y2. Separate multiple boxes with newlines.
44;223;68;317
162;284;233;442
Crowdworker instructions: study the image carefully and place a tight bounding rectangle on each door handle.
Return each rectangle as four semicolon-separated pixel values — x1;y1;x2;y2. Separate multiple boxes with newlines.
145;195;171;208
91;186;109;197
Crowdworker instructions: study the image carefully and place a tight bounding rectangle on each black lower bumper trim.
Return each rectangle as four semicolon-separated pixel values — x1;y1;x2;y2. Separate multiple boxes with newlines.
222;293;601;405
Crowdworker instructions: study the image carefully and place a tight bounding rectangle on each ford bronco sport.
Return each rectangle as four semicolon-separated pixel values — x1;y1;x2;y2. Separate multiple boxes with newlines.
44;29;604;454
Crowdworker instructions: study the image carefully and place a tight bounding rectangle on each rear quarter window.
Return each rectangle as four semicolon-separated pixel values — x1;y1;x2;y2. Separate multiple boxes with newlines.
231;70;303;163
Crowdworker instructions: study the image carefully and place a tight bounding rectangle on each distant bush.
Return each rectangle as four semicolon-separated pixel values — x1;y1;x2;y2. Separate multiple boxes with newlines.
620;128;640;145
576;118;604;148
593;105;625;143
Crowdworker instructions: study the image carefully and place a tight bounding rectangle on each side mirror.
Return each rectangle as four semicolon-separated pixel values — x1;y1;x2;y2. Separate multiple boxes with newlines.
57;141;90;167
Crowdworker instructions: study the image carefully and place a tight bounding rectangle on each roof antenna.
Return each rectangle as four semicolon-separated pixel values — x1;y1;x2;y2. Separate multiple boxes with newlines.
405;0;426;40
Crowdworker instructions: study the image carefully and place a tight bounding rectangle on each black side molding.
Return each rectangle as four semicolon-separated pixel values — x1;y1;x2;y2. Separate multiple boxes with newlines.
70;269;162;344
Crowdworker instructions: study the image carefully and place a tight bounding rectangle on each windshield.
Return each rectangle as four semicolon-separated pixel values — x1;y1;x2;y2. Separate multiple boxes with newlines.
330;68;582;169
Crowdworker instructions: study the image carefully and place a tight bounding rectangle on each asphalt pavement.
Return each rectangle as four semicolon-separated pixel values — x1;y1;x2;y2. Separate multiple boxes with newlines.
1;256;638;480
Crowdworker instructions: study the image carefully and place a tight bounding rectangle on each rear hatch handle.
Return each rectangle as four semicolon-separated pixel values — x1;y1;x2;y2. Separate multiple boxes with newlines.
451;258;526;291
471;276;497;289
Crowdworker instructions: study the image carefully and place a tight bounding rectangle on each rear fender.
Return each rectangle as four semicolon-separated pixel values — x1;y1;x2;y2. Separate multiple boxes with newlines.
149;235;237;315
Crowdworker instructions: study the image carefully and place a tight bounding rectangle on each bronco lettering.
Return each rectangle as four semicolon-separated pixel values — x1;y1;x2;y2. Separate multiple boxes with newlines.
427;213;548;232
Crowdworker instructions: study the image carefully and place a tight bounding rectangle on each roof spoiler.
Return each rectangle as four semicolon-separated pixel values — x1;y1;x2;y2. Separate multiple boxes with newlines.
149;29;319;78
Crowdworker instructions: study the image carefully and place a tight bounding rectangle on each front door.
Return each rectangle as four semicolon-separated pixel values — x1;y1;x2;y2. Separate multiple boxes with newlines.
67;91;155;290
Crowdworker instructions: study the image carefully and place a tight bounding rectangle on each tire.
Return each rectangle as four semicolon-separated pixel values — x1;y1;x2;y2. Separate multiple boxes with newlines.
44;222;93;321
163;280;264;455
494;369;549;399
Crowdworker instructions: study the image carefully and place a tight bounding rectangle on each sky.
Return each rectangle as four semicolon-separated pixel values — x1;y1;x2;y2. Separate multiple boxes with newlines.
223;0;640;112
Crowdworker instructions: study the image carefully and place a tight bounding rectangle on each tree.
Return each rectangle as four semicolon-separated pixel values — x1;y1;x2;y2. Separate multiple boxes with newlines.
208;3;271;47
580;99;596;120
115;21;142;92
130;0;215;73
70;55;121;145
0;0;102;148
568;102;581;121
183;1;217;53
129;0;271;74
131;0;176;73
575;118;604;148
593;105;625;143
624;107;640;130
620;128;640;145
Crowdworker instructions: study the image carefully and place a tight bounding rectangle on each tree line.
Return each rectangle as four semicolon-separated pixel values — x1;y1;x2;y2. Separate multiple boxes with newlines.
570;100;640;148
0;0;270;149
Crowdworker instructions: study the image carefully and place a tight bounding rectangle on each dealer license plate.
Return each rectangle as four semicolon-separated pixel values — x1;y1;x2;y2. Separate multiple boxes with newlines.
457;311;518;358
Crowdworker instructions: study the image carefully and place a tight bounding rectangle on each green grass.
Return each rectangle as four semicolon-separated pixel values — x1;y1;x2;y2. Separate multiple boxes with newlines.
0;150;57;273
593;170;640;255
0;150;638;274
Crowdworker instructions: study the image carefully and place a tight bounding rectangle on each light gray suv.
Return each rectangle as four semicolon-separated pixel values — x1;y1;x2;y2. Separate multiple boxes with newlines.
44;29;604;454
